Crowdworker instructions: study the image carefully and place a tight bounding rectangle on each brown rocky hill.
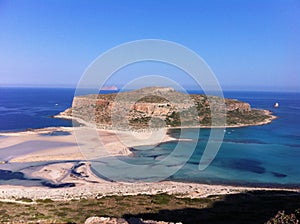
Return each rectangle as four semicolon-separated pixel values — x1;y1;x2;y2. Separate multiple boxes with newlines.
57;87;275;129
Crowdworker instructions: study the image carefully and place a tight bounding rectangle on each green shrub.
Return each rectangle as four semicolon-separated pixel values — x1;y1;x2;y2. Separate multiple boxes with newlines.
36;198;54;203
16;197;33;203
266;210;299;224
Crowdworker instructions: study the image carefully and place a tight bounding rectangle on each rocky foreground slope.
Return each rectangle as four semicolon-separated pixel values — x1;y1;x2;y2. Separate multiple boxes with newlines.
57;87;275;129
85;216;181;224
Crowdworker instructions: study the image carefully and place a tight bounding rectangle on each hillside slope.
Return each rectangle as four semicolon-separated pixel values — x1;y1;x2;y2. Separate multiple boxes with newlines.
57;87;275;129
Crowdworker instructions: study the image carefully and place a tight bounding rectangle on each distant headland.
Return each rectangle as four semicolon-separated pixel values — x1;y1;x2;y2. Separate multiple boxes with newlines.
100;85;119;91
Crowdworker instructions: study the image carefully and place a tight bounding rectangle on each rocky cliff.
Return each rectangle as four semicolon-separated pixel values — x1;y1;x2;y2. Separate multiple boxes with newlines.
57;87;275;129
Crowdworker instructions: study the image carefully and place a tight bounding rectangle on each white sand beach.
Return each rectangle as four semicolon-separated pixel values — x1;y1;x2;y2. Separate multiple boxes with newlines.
0;126;298;202
0;126;176;163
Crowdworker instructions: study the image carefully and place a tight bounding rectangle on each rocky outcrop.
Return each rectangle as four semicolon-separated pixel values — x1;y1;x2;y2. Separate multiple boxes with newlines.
57;87;275;129
226;99;251;113
133;103;171;116
84;216;182;224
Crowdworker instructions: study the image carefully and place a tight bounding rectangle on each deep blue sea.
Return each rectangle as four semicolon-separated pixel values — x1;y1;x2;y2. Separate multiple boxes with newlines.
0;87;300;187
0;87;75;131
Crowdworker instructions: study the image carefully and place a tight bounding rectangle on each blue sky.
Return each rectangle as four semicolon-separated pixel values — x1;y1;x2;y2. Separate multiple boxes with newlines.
0;0;299;91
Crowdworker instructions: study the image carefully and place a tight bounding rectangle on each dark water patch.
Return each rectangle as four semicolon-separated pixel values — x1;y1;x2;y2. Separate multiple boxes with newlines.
226;159;266;174
271;172;288;178
71;162;88;178
165;163;185;168
39;131;71;136
222;139;266;144
0;169;27;180
141;153;168;159
172;137;266;145
187;161;200;166
41;181;75;188
127;147;138;152
154;155;169;161
0;161;81;188
0;169;41;185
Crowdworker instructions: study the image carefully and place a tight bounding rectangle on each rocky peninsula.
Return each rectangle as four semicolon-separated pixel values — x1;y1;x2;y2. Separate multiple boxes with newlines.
56;87;276;129
0;87;295;224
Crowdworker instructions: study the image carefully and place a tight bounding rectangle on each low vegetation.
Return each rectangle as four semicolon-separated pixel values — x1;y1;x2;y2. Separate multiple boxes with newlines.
1;191;300;223
59;87;275;130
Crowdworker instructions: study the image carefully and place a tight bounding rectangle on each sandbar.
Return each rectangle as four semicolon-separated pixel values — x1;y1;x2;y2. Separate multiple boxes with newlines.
0;124;297;202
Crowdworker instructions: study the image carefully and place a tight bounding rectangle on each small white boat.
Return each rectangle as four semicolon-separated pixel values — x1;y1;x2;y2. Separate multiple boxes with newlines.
274;102;279;108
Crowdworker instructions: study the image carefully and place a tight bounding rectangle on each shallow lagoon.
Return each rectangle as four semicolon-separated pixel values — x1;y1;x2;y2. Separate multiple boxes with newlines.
0;88;299;187
96;91;300;186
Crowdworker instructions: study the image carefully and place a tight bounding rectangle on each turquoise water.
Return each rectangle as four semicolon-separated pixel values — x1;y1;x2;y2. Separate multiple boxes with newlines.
169;128;300;186
93;91;300;187
0;88;300;187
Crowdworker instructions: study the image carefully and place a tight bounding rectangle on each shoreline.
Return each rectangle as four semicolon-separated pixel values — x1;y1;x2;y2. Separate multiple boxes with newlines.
0;109;276;164
54;108;277;131
1;172;299;201
0;110;288;202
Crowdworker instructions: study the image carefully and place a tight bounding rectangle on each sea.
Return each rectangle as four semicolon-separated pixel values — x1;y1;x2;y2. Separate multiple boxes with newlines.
0;87;300;187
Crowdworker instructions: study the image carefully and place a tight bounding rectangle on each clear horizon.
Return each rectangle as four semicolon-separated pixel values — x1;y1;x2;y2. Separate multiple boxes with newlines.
0;0;299;92
1;83;300;93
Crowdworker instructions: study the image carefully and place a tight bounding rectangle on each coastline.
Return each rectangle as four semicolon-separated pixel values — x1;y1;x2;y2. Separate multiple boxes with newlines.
1;180;299;202
0;107;276;162
0;110;284;202
1;155;299;201
54;108;277;130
